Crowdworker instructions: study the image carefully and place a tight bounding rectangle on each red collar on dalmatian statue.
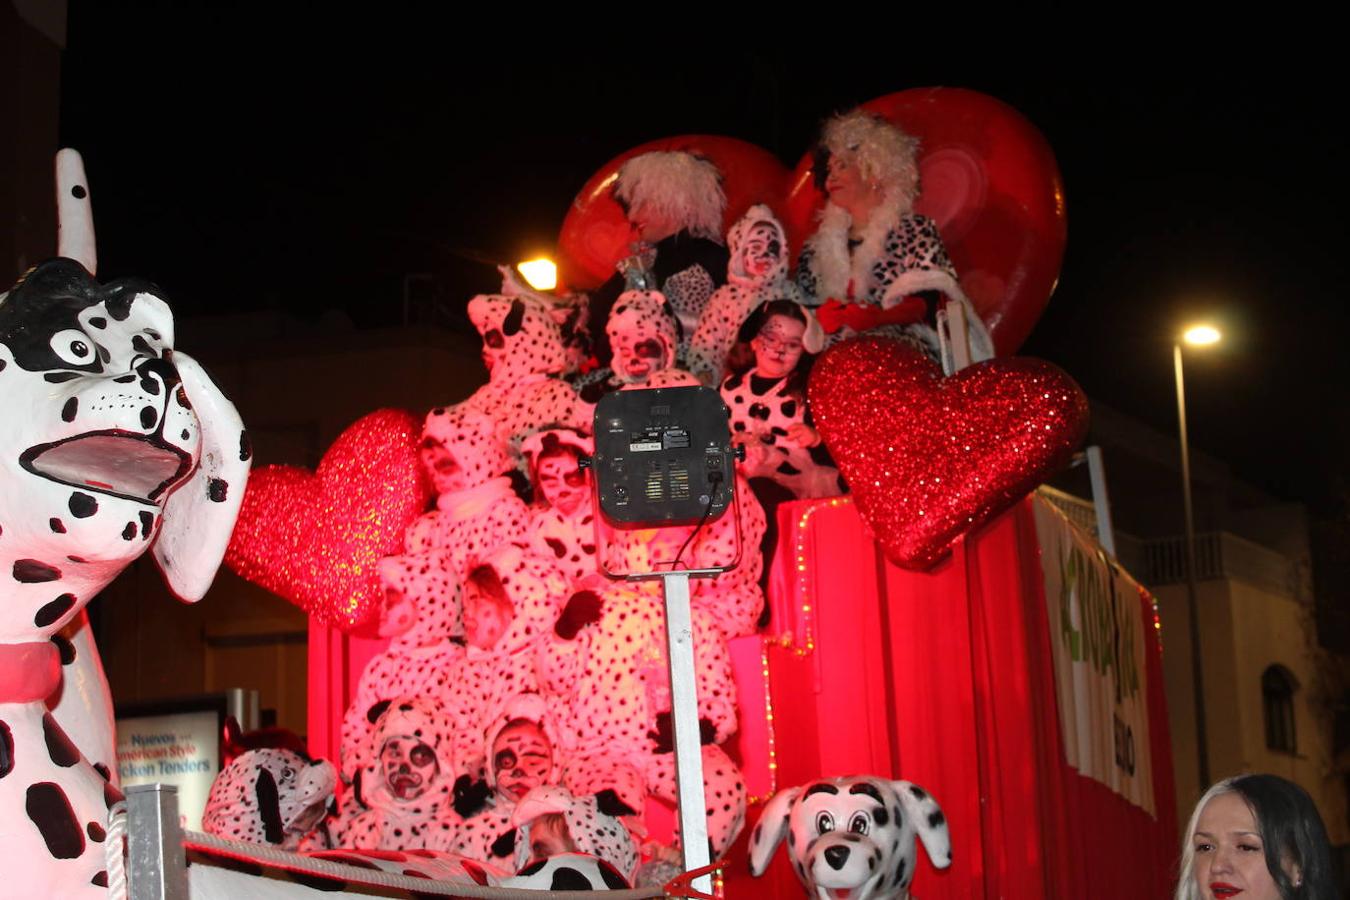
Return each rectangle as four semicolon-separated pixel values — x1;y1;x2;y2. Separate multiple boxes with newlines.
0;641;62;702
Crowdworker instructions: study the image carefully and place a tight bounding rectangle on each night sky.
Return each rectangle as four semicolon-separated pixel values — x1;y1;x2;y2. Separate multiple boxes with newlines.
57;10;1350;516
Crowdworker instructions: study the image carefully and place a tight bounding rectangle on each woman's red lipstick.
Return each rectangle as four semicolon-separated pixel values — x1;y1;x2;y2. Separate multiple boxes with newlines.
1210;883;1241;898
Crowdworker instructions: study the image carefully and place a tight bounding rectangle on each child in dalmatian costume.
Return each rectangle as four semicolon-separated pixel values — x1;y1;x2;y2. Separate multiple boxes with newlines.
687;204;807;387
537;566;747;858
797;109;993;362
0;258;249;898
464;291;590;459
578;289;702;402
430;692;566;870
202;748;338;852
519;428;600;590
338;555;464;793
340;696;459;851
509;784;638;883
722;299;843;500
430;545;569;773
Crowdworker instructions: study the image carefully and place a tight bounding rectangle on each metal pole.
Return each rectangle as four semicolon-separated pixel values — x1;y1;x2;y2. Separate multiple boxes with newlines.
661;571;712;895
1175;343;1210;789
1085;446;1117;558
126;784;189;900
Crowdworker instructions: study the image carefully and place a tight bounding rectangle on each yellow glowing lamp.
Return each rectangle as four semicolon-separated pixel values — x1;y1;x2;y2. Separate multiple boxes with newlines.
517;258;557;292
1182;324;1221;346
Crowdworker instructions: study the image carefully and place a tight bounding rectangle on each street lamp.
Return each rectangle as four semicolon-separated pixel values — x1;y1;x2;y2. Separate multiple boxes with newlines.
1175;323;1220;789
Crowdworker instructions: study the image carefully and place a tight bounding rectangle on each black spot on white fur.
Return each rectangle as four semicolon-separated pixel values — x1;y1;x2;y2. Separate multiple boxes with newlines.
35;594;76;628
68;492;98;518
208;478;228;502
551;867;593;890
0;721;13;777
43;713;81;767
53;634;76;665
240;430;252;461
61;397;78;422
26;782;85;858
13;560;62;582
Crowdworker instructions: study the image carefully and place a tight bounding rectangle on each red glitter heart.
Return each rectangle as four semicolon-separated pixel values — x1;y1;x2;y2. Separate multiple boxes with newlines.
809;338;1088;569
224;409;430;633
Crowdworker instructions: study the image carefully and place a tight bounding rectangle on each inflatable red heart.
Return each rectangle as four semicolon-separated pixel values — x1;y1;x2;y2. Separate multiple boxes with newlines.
784;88;1067;355
809;338;1087;569
224;409;429;634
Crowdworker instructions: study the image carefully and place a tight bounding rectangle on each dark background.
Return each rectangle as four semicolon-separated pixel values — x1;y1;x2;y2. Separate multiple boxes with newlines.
57;10;1350;515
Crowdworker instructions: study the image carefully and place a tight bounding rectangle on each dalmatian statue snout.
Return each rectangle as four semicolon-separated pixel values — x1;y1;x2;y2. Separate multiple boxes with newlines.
0;254;250;896
749;776;952;900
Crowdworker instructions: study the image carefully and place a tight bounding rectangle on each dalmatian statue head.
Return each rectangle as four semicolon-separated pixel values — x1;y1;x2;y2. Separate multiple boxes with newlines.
468;293;567;382
510;784;639;882
606;290;686;386
0;257;250;644
748;776;952;900
419;404;510;497
201;748;337;850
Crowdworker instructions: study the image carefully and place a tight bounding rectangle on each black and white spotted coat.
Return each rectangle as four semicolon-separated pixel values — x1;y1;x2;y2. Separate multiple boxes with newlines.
202;749;337;851
721;369;843;500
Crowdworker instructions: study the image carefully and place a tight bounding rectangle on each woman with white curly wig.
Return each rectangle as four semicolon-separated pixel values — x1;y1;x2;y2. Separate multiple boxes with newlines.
797;109;993;361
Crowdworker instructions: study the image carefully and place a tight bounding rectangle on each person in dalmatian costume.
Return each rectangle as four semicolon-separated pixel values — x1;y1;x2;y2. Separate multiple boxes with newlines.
339;696;459;851
508;784;638;885
0;256;250;898
519;427;601;590
797;109;994;362
722;299;844;500
430;692;567;871
430;544;569;773
201;748;338;852
579;288;701;402
464;289;590;460
586;150;729;369
537;544;748;859
687;204;807;387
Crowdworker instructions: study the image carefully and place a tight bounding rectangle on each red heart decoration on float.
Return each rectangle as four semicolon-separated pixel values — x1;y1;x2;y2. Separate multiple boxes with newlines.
557;135;789;290
224;409;430;634
783;87;1067;355
809;338;1088;569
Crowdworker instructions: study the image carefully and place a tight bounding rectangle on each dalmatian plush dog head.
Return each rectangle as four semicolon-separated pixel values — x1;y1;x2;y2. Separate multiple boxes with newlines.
748;776;951;900
510;784;639;880
0;258;249;642
468;293;567;382
419;404;510;496
201;748;338;850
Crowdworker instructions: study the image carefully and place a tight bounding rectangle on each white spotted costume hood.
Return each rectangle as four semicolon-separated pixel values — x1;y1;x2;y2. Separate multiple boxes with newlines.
605;291;699;389
689;205;812;385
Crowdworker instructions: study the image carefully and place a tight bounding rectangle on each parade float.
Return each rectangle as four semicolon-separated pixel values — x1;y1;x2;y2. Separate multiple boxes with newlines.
0;89;1177;898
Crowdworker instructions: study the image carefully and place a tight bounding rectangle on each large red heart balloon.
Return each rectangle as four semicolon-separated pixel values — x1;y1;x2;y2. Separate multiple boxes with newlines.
784;88;1067;356
809;338;1087;569
557;135;789;290
224;409;429;634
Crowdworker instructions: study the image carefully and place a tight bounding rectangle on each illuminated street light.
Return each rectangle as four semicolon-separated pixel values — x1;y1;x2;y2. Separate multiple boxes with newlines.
1183;324;1221;346
1174;324;1221;791
517;258;557;291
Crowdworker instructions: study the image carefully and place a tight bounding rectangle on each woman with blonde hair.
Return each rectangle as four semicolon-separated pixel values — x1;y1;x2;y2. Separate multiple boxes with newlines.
1175;774;1337;900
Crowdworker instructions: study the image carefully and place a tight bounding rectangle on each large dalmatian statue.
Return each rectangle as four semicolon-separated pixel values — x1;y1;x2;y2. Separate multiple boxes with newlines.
0;256;249;896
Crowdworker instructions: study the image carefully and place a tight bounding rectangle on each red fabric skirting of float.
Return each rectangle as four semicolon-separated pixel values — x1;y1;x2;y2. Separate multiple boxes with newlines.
731;494;1178;899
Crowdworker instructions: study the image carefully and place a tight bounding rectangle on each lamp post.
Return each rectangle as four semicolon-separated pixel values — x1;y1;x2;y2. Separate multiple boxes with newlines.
1175;323;1220;790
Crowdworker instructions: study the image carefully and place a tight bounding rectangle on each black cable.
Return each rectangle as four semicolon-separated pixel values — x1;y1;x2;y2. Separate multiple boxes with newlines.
669;472;722;571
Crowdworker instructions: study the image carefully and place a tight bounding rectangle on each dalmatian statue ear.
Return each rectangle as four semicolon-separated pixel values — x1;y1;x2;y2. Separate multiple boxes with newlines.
151;351;251;601
55;148;97;276
747;785;801;877
892;780;952;870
